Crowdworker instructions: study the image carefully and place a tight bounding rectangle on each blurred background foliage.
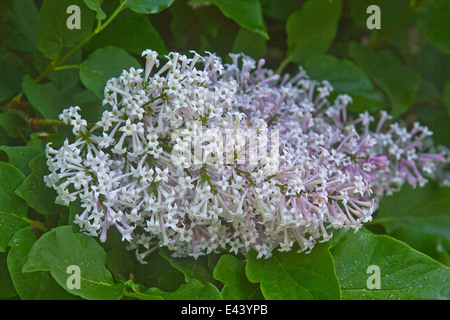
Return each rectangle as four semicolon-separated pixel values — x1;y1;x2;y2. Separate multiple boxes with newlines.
0;0;449;300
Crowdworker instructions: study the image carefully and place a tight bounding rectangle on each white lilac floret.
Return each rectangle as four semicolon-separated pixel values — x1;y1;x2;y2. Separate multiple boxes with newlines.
44;50;446;262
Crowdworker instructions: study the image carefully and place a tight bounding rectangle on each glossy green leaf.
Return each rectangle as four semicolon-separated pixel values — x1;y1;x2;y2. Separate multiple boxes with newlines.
332;232;450;300
0;134;43;176
145;278;222;300
304;55;386;112
417;0;450;53
285;0;342;65
157;270;186;292
15;154;63;215
36;0;95;60
213;254;263;300
131;249;184;291
349;42;421;117
7;227;77;299
79;45;141;98
211;0;268;39
347;0;414;47
444;81;450;118
245;243;341;300
23;226;124;300
0;213;29;254
387;227;450;267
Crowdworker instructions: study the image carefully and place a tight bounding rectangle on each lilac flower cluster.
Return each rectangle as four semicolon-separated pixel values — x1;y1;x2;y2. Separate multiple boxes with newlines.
44;50;446;262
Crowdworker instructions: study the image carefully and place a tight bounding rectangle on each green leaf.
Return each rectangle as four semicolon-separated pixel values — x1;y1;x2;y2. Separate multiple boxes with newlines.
0;127;10;146
22;226;124;300
83;0;106;20
145;278;223;300
304;54;386;112
123;281;163;300
285;0;342;65
374;182;450;262
157;270;186;292
386;227;450;267
348;0;412;36
349;42;421;117
211;0;268;39
7;227;78;299
0;253;16;298
245;243;341;300
168;0;193;40
15;154;63;215
102;229;137;282
48;49;82;90
22;75;65;120
70;90;105;124
0;53;28;102
122;0;175;14
417;0;450;53
85;8;167;55
3;0;39;47
159;247;218;286
132;249;184;290
411;43;447;95
375;182;450;242
331;232;450;300
0;161;28;252
36;0;95;60
231;27;267;59
213;254;263;300
0;162;27;217
0;134;43;176
79;45;141;98
0;212;29;253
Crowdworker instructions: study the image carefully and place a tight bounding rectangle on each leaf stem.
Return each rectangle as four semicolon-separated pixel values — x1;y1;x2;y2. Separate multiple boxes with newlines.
53;64;80;71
